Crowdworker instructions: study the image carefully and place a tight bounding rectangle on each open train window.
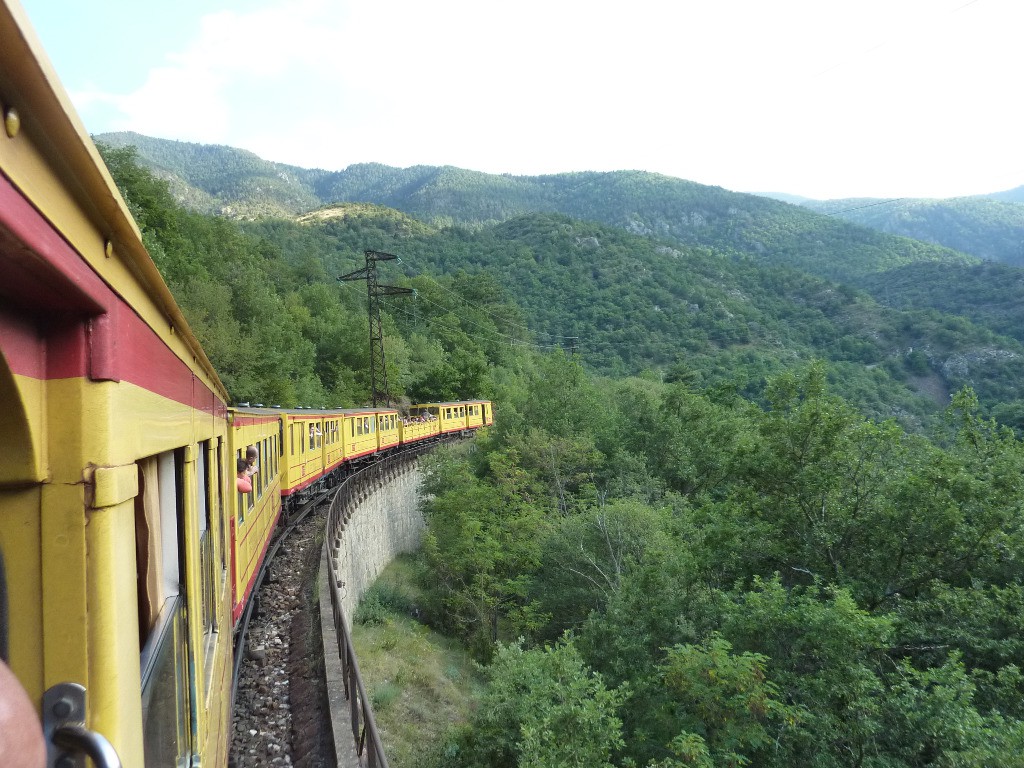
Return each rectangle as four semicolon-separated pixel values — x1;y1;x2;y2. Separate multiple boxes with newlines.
136;450;184;648
235;450;246;523
196;441;217;640
134;447;197;762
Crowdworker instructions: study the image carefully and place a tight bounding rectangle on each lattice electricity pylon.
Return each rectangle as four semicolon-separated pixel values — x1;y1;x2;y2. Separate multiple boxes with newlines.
338;250;413;406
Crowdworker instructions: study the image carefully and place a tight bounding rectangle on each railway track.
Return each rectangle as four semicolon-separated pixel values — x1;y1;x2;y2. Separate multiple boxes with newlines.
230;497;334;768
229;442;443;767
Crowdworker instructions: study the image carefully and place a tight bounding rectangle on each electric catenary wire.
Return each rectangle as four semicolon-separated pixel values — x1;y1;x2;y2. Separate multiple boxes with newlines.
338;279;573;353
407;271;580;341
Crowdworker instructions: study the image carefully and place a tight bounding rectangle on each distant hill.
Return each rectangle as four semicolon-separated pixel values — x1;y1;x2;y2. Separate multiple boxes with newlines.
96;132;974;288
751;191;815;205
801;196;1024;266
981;184;1024;204
96;138;1024;431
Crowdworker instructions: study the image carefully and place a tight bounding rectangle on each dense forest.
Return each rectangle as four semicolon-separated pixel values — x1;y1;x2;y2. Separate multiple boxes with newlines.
101;142;1024;767
414;360;1024;768
801;196;1024;266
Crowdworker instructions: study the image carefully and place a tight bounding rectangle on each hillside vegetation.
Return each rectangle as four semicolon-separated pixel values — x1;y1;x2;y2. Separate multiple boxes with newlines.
99;141;1024;430
802;196;1024;266
98;132;976;284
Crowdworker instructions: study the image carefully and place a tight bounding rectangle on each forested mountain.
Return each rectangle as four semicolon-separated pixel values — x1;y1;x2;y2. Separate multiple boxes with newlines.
98;131;976;289
802;196;1024;266
95;140;1024;432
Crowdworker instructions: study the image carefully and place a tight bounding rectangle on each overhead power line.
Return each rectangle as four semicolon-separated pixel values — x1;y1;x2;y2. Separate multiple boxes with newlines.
409;271;580;341
823;198;905;215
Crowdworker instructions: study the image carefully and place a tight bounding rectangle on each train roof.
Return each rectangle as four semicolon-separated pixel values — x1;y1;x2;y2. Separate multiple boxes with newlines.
230;406;398;416
0;0;228;403
411;400;488;408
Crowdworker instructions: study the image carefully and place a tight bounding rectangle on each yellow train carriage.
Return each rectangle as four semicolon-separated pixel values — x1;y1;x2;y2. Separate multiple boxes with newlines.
341;409;376;460
400;407;442;444
376;409;401;452
429;402;471;435
466;400;493;428
0;3;233;765
228;409;283;624
281;411;327;506
341;407;398;461
323;411;346;475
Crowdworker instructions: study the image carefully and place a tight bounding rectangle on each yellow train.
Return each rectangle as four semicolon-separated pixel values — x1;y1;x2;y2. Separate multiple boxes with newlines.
0;2;492;765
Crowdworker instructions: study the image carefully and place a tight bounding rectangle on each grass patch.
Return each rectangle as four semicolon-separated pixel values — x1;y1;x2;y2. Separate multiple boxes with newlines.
351;554;483;768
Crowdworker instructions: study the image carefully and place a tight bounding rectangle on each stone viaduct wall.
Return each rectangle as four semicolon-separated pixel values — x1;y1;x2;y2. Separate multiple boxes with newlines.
328;457;425;623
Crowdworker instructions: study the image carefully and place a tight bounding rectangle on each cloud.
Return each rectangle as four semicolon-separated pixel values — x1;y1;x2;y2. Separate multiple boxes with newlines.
64;0;1024;197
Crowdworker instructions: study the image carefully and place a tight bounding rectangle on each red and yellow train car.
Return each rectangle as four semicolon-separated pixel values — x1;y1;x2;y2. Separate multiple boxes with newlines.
427;401;470;435
0;3;234;765
466;400;493;429
228;409;283;623
281;410;326;505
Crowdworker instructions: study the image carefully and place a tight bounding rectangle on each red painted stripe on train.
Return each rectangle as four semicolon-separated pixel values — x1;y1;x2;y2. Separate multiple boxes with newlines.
0;171;226;417
231;415;280;427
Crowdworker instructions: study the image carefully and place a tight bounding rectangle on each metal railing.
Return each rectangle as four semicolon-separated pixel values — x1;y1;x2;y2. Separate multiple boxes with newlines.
322;444;432;768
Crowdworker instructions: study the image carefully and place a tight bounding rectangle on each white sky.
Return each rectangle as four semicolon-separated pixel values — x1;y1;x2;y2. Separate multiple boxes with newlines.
17;0;1024;200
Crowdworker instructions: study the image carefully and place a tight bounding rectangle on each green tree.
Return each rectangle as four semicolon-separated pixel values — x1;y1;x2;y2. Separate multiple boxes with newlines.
649;636;800;768
454;638;626;768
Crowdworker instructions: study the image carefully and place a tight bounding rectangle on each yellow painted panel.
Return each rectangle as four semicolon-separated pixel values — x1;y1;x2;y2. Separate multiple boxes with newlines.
86;499;145;766
93;464;139;509
0;485;43;703
39;480;88;688
48;378;212;469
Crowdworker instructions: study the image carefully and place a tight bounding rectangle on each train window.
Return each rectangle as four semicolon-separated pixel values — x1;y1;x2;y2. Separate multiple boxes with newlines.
236;450;244;523
252;444;261;498
216;438;226;574
290;423;295;456
196;441;218;649
137;446;192;766
356;419;362;436
260;440;268;493
136;450;183;645
139;432;192;764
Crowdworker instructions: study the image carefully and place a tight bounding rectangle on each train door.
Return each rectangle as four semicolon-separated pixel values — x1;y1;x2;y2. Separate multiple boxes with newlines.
136;450;193;767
